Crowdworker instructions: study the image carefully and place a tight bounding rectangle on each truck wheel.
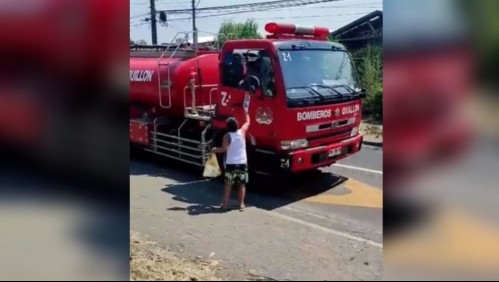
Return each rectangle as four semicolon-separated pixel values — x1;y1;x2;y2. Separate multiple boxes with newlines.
247;170;287;194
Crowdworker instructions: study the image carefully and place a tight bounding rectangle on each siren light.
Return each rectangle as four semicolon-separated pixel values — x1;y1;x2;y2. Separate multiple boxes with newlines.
265;22;330;38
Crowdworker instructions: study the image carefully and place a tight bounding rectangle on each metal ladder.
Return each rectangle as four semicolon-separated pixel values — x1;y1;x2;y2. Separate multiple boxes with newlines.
156;31;196;109
146;32;240;166
181;32;239;121
146;117;213;167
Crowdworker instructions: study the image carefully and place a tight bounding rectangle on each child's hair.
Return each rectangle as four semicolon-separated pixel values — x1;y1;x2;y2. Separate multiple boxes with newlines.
226;117;239;133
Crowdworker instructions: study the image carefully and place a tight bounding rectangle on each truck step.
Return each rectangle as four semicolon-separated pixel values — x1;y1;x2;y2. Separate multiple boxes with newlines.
184;105;215;121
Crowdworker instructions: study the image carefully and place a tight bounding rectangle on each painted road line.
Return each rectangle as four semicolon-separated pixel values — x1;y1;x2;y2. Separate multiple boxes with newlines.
282;206;382;238
333;163;383;175
283;206;337;222
260;208;383;248
302;178;383;209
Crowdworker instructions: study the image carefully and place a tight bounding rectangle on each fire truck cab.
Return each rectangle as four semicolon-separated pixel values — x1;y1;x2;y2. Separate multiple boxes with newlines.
212;23;365;175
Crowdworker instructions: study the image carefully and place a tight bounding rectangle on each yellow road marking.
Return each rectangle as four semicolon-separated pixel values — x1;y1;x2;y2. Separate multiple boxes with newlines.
302;179;383;208
385;208;499;272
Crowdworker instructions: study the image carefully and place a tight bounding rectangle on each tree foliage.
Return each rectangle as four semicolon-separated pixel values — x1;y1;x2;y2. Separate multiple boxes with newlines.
458;0;497;85
215;19;262;47
352;44;383;122
135;39;148;46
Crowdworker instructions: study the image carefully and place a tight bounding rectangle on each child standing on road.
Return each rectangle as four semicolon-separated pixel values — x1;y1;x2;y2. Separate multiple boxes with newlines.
211;94;251;211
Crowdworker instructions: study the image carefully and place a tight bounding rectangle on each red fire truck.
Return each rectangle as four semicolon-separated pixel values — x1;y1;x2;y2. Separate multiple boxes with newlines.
130;23;366;176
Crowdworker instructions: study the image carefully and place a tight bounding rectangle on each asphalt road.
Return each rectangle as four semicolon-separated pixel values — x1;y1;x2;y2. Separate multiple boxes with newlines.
130;145;383;281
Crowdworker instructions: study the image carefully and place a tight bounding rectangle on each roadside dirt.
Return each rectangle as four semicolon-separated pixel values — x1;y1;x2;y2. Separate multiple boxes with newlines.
130;232;222;281
360;123;383;138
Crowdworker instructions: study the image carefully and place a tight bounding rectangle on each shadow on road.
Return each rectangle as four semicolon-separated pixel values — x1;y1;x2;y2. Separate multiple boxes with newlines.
131;149;349;215
164;182;230;216
248;171;348;210
130;147;203;182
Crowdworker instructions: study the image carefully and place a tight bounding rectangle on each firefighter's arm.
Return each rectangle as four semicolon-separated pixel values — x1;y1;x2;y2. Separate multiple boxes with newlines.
211;134;230;153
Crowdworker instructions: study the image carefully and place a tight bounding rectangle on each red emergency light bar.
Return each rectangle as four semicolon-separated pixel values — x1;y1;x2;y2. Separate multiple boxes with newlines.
265;22;330;39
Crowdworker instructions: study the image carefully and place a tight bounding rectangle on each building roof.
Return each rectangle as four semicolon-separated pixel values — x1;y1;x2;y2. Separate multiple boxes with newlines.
330;10;382;43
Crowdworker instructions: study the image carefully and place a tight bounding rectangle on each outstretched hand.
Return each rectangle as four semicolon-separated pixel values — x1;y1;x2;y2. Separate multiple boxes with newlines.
243;93;251;113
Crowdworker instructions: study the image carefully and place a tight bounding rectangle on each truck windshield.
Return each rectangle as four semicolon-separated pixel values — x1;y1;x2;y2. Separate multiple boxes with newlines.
278;49;361;105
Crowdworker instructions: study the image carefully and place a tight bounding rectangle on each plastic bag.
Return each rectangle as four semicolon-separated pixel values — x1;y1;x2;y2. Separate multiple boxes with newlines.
203;153;222;178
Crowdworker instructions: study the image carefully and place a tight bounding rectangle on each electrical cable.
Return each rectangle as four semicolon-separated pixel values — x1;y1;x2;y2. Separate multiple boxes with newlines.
159;0;341;15
166;5;372;22
193;11;376;23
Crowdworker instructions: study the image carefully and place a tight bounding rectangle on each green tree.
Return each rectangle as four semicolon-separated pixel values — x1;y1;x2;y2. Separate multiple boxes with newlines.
458;0;498;86
135;39;148;45
327;36;383;122
215;19;262;47
352;44;383;122
328;35;339;43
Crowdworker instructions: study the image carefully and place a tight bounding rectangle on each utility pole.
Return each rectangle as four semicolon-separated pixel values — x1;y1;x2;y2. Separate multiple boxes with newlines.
150;0;158;45
192;0;198;45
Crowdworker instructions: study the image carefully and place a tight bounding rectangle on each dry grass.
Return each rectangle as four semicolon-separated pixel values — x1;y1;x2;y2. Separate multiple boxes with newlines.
130;232;222;281
360;123;383;138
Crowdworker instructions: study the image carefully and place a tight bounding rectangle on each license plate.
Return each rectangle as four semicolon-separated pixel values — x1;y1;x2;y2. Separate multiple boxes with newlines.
328;148;342;157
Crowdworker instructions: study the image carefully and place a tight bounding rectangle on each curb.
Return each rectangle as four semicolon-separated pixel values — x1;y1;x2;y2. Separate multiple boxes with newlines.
362;139;383;147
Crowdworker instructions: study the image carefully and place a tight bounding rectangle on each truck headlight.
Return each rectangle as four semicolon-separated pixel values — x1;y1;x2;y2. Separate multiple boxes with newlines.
351;127;359;137
281;139;308;150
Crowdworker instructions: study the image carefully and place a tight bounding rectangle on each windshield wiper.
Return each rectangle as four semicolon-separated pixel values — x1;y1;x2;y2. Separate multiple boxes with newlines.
330;84;366;98
287;97;312;107
287;86;325;101
333;84;357;93
310;84;361;98
308;84;347;98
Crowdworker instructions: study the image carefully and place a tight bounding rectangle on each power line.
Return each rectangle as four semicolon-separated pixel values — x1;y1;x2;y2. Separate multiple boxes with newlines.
157;0;188;5
131;1;379;21
134;5;381;24
194;11;375;22
132;0;379;42
161;0;358;24
130;12;149;20
159;11;375;34
168;5;381;22
166;2;355;22
159;0;341;15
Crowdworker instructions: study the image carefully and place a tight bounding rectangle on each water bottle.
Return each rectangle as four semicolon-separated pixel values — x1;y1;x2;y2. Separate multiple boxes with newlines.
243;93;251;112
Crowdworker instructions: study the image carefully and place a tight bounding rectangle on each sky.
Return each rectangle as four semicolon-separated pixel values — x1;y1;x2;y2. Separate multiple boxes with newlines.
130;0;383;44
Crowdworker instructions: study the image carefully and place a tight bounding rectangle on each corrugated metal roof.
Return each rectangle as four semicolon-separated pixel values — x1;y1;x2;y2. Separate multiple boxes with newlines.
330;10;383;41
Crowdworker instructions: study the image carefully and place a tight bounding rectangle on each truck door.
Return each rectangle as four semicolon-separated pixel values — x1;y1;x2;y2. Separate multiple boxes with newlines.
218;48;278;149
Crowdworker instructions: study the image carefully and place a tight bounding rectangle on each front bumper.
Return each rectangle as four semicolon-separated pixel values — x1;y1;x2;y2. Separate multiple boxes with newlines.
285;134;363;173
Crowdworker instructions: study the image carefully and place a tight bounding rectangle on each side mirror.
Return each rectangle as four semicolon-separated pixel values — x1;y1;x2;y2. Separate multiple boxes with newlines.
239;75;260;94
